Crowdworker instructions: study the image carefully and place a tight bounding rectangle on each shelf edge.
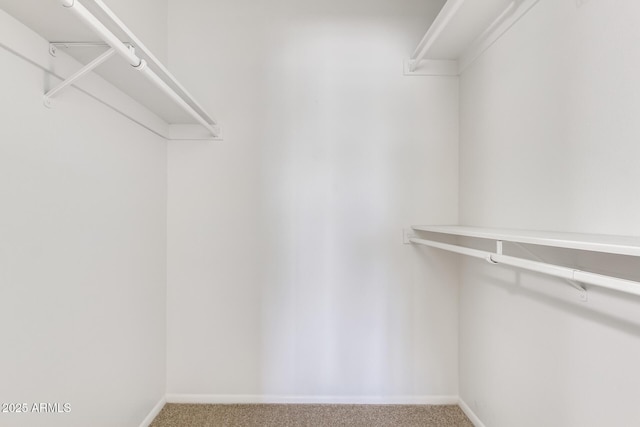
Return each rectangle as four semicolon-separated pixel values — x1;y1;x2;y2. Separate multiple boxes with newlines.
411;225;640;257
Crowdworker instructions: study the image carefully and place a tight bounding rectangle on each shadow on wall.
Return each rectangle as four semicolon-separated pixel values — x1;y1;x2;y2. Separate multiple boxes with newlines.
470;249;640;339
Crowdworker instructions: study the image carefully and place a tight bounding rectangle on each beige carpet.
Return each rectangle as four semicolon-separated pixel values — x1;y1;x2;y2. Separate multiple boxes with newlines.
149;403;474;427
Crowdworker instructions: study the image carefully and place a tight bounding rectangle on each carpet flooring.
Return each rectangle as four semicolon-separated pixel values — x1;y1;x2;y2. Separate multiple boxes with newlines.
149;403;474;427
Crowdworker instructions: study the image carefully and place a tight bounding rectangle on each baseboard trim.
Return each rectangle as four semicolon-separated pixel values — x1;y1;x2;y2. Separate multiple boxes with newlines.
139;394;485;425
139;396;166;427
458;398;487;427
165;394;459;405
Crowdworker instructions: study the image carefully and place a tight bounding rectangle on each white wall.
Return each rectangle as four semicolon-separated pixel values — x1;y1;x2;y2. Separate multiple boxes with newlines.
459;0;640;426
0;14;166;427
166;0;461;401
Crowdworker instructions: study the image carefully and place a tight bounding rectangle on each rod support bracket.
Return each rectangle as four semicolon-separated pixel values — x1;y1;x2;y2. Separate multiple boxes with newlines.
43;47;116;106
569;270;588;301
49;44;58;57
132;58;147;71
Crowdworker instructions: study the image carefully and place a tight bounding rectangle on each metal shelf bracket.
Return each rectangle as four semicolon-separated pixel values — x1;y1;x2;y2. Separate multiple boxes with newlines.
510;242;588;301
44;43;116;108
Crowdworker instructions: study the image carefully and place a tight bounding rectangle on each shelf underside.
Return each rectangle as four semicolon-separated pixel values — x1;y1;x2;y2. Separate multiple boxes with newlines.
426;0;513;60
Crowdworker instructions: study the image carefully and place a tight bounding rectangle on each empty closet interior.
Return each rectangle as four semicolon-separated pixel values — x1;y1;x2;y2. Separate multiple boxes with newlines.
1;0;640;426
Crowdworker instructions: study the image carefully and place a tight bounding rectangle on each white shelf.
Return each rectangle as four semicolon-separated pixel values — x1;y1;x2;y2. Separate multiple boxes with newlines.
411;225;640;257
406;0;541;75
0;0;218;140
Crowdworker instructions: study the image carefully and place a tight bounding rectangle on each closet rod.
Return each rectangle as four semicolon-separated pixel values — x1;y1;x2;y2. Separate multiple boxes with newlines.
60;0;219;138
409;0;465;72
409;237;640;298
90;0;216;127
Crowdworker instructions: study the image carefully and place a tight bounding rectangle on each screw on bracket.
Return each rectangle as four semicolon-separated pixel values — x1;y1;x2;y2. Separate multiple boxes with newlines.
578;288;588;302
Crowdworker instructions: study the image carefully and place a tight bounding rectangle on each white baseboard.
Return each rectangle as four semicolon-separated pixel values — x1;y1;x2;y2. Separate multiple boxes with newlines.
458;398;487;427
139;396;167;427
165;394;459;405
